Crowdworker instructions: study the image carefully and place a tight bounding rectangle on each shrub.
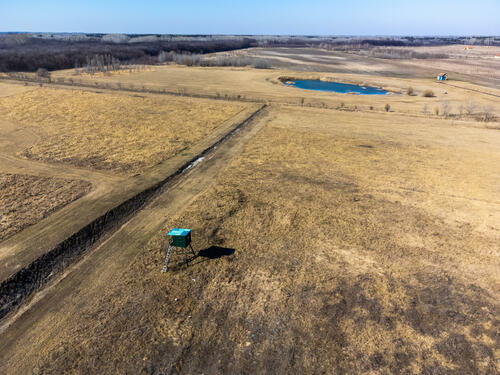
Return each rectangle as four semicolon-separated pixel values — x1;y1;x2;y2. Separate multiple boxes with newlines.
434;107;439;115
407;86;414;96
36;67;50;79
385;103;391;112
422;89;434;98
441;102;450;117
482;106;494;122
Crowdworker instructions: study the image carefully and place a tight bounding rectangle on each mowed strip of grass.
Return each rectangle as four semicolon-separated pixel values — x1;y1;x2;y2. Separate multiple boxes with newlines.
0;173;92;241
34;108;499;374
0;88;248;175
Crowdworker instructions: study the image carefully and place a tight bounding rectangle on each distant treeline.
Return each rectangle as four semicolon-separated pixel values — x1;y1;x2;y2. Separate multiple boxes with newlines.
0;36;256;72
159;51;270;69
1;33;499;72
261;36;500;48
359;46;449;59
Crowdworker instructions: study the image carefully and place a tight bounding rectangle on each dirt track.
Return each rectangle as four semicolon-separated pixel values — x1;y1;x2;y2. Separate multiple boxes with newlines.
0;104;273;374
0;97;261;283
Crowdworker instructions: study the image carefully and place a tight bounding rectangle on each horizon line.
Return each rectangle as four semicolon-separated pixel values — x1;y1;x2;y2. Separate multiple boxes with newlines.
2;32;499;38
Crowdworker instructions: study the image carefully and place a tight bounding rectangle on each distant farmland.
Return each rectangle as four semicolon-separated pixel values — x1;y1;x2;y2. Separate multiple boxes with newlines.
0;42;499;375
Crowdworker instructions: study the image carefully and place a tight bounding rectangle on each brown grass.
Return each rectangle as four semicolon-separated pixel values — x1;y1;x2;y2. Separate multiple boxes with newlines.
0;88;248;175
51;63;500;119
0;81;37;98
31;108;500;374
1;52;499;374
397;45;500;81
0;173;92;241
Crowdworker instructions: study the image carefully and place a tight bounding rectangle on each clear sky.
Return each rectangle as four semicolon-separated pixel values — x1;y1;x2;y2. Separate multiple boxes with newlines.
1;0;499;35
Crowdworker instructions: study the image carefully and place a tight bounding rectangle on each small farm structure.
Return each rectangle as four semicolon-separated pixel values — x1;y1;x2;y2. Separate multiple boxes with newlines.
162;228;196;272
437;73;448;81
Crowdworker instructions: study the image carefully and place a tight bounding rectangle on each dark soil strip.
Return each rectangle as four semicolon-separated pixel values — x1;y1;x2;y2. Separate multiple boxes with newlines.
0;104;266;320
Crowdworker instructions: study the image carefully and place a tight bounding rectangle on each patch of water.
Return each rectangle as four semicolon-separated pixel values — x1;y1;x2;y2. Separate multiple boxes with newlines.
186;156;205;170
284;80;389;95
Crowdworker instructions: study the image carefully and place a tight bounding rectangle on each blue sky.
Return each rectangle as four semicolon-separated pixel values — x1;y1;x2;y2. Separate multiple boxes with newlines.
2;0;499;35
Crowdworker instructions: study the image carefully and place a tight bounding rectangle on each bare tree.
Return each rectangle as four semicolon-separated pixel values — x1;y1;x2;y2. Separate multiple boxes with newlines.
441;101;450;117
158;51;175;63
252;59;270;69
465;100;475;116
158;51;168;63
85;54;121;74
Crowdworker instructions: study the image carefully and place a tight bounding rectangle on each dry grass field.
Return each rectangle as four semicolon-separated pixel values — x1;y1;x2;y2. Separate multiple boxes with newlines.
397;45;500;82
1;49;499;374
53;63;500;120
0;81;259;286
0;173;92;241
0;88;248;174
235;46;500;88
0;82;36;98
5;106;497;374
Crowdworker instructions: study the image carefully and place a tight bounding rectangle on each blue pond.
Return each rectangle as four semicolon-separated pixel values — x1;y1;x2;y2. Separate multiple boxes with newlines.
285;80;389;95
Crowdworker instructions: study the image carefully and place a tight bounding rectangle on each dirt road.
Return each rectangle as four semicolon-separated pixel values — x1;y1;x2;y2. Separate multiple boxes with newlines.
0;105;273;374
0;102;261;282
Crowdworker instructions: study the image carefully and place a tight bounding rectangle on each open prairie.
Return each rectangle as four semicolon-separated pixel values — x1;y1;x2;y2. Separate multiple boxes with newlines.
230;46;500;87
0;87;248;174
0;82;36;98
0;48;499;374
0;173;91;241
0;79;259;284
386;45;500;83
52;60;500;119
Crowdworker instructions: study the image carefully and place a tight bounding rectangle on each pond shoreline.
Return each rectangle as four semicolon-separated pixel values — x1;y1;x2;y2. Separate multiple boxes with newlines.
283;79;390;95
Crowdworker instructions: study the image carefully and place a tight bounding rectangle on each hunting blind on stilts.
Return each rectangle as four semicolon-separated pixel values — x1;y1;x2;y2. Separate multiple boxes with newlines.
162;228;196;272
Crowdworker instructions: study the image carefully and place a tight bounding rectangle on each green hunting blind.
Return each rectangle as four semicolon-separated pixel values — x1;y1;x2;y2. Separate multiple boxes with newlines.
168;228;191;247
162;228;196;272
